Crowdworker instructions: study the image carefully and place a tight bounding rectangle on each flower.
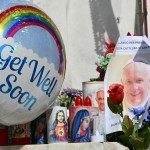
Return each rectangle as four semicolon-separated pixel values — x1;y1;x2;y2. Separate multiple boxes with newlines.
146;111;150;120
129;107;145;117
144;110;150;122
90;38;115;82
146;113;150;121
96;54;113;72
57;88;82;108
107;84;124;105
96;39;115;73
104;39;115;57
63;88;82;97
107;83;150;150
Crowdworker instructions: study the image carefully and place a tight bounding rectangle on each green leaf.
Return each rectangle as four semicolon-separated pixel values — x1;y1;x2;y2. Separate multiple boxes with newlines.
118;134;132;149
122;115;134;135
138;126;149;137
60;102;68;107
124;127;134;137
129;135;144;150
138;127;150;149
143;133;150;149
107;97;123;115
89;78;100;81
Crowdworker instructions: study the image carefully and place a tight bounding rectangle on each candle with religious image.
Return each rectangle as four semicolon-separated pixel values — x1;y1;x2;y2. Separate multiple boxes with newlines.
82;81;105;112
31;113;47;144
47;106;68;143
0;124;8;146
69;106;99;143
82;81;106;142
90;112;105;142
11;123;31;145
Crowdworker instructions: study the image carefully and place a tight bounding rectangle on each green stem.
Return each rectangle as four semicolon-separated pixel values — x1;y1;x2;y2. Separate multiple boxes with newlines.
132;116;139;136
135;116;139;131
69;96;74;107
119;103;123;118
120;112;123;118
132;128;136;136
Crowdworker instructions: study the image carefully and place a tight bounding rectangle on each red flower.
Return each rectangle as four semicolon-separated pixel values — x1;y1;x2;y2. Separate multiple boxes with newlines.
104;39;115;49
96;66;101;73
104;39;115;57
104;47;115;57
107;84;124;105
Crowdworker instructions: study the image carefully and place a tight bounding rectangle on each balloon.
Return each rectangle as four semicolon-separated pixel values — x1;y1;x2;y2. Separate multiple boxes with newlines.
0;0;66;125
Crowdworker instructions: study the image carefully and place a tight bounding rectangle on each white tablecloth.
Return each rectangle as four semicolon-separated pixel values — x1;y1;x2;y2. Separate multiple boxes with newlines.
0;142;129;150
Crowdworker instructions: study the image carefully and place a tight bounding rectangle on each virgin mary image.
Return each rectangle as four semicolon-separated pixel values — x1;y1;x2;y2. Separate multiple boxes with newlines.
71;109;90;142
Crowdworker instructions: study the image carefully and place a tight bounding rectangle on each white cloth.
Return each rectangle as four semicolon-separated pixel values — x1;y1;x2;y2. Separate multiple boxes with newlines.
0;142;129;150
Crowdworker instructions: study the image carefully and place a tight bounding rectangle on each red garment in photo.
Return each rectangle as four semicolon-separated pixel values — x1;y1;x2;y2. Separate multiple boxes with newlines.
80;130;86;137
55;125;66;141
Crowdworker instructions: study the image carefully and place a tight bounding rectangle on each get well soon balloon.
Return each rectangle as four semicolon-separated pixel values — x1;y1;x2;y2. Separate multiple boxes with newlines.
0;0;66;125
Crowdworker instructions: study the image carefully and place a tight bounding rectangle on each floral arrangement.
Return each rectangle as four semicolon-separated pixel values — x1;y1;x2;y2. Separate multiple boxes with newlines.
91;32;138;82
57;88;82;109
90;39;115;81
107;84;150;150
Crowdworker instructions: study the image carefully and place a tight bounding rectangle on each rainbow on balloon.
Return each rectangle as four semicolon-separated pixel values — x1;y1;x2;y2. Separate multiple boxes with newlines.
0;5;66;78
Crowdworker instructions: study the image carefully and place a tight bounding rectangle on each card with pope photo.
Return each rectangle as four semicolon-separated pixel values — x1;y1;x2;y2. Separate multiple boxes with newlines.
104;35;150;134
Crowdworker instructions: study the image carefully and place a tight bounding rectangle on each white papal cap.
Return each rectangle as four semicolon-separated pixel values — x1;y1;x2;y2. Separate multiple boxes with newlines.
123;57;149;69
